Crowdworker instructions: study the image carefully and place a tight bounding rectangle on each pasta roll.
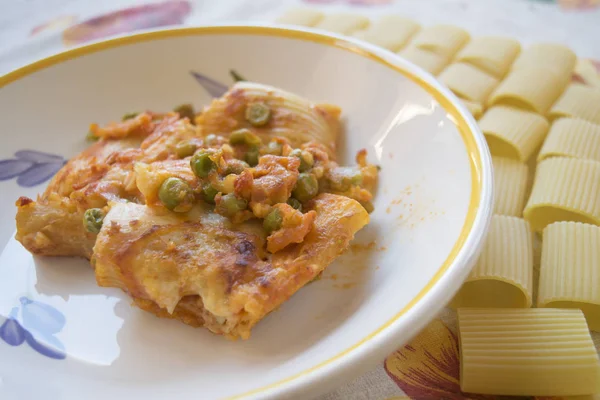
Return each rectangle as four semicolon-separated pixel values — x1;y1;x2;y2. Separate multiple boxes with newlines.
315;13;370;35
523;157;600;232
549;83;600;124
538;221;600;331
538;118;600;163
488;67;571;114
478;105;549;161
275;8;324;26
492;157;529;216
460;99;483;119
438;63;500;103
458;308;600;396
451;216;533;308
196;82;341;157
512;42;577;77
456;36;521;78
352;15;420;52
410;24;470;57
398;46;449;75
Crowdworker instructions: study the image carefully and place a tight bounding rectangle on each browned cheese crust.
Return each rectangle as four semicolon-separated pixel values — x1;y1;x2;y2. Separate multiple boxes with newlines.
93;194;368;339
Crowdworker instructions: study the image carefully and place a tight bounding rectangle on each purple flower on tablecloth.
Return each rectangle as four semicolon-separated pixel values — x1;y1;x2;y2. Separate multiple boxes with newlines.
0;150;65;187
0;298;66;360
62;1;191;46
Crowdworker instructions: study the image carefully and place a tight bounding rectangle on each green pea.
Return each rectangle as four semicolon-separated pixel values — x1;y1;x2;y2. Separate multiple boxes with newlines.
202;183;219;204
173;103;195;121
289;149;314;172
86;131;99;142
263;208;283;234
245;102;271;127
122;112;139;121
292;173;319;203
229;128;261;147
265;141;282;156
175;140;197;158
204;134;217;146
217;193;248;217
83;208;105;234
225;159;249;175
287;198;303;212
190;151;215;178
245;147;260;167
350;173;363;186
158;177;195;212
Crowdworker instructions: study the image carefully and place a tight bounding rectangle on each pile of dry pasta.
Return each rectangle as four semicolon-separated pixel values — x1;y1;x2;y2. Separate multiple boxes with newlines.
277;8;600;397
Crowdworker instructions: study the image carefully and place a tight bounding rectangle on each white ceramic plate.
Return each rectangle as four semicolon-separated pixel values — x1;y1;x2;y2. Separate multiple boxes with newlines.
0;25;493;400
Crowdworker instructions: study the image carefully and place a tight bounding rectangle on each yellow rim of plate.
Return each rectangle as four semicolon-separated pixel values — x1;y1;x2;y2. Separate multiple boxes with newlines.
0;26;484;399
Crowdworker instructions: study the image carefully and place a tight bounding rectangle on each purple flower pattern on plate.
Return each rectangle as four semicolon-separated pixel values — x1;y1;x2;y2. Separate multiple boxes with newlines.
0;297;66;360
0;150;65;187
190;71;229;98
190;69;246;98
2;71;239;188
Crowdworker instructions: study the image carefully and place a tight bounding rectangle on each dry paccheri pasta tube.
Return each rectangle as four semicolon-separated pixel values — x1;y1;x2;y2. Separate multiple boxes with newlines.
438;63;500;103
275;8;324;26
523;157;600;232
455;36;521;78
458;308;600;397
478;105;549;161
451;216;533;309
315;13;370;35
409;24;470;57
398;46;449;75
353;15;420;52
512;42;577;78
538;118;600;163
487;67;571;114
549;83;600;124
538;221;600;331
460;99;483;119
492;157;529;216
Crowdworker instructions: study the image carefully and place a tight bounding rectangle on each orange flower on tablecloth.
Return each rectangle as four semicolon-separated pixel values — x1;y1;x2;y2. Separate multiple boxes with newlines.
558;0;600;9
62;0;191;46
384;318;493;400
31;15;77;37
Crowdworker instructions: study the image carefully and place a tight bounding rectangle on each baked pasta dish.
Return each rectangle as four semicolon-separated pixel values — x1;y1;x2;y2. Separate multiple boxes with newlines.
15;82;378;340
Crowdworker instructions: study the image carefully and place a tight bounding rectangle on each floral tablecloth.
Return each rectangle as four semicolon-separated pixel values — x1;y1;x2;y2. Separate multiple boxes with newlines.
1;0;600;399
